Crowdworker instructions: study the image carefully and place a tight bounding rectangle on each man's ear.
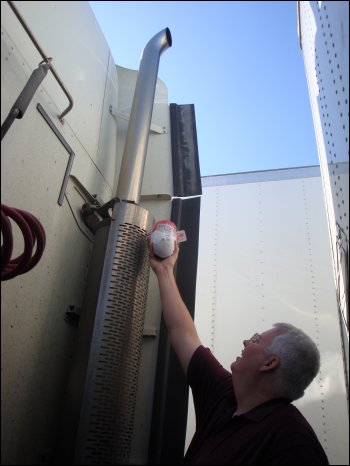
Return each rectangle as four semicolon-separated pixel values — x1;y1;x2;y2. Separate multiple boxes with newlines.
259;355;280;372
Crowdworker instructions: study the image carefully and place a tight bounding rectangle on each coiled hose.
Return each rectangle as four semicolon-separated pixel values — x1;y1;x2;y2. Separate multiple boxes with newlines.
1;204;46;281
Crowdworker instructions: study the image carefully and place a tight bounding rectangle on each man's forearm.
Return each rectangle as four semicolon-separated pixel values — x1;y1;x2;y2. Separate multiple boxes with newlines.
156;266;201;372
156;267;194;333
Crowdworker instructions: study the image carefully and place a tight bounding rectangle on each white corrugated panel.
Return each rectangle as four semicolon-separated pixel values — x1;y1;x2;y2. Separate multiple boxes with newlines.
186;167;348;465
299;1;349;352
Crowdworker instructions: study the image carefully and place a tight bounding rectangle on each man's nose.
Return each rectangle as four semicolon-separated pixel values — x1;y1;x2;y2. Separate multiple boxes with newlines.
243;340;249;347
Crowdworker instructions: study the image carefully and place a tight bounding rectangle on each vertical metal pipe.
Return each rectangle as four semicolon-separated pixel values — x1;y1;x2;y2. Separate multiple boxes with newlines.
116;28;172;204
67;29;172;464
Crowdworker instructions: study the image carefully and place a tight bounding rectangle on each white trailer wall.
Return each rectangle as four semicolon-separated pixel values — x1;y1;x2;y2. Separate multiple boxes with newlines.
298;1;349;361
186;166;349;465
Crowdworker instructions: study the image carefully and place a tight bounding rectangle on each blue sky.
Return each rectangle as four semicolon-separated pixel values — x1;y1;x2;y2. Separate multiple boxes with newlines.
89;1;319;177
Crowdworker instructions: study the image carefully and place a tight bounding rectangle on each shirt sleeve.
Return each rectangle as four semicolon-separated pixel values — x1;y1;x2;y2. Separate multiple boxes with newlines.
187;346;235;428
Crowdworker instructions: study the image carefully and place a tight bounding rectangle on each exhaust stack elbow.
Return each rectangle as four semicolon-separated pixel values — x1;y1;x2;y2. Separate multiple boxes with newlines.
116;28;172;204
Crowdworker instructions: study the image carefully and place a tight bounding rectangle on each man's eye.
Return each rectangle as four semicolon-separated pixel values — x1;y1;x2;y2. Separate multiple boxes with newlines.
249;333;260;343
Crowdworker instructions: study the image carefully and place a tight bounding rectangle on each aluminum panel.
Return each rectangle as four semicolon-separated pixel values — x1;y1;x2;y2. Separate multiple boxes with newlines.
1;1;119;189
299;1;349;340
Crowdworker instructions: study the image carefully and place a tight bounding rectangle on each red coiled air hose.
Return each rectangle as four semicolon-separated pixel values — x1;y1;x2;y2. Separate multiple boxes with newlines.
1;204;46;281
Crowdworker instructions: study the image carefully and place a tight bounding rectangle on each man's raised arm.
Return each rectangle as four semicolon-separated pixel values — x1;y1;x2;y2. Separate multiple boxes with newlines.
149;240;201;374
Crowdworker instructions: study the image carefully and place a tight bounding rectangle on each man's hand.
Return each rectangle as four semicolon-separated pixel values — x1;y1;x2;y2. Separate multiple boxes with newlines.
148;237;179;276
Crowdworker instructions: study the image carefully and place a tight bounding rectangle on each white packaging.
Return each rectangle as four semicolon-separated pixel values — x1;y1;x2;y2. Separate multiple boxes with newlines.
150;221;177;259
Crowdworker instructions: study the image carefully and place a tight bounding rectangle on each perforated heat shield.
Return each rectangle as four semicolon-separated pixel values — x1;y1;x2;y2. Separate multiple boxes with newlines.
74;201;154;465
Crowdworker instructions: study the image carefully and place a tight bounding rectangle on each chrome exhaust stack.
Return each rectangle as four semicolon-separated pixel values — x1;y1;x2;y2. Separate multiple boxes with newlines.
60;29;172;465
116;27;172;204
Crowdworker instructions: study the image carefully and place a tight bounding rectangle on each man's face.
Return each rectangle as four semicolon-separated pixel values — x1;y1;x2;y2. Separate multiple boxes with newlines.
230;328;281;375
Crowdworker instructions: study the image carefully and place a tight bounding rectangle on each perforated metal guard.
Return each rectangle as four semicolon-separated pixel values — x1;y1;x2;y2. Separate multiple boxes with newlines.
74;202;153;465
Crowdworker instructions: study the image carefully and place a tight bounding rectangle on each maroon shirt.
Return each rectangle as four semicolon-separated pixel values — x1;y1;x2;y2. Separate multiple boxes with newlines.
184;346;329;465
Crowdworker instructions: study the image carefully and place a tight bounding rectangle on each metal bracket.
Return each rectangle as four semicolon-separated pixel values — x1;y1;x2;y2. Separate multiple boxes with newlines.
143;326;157;337
64;305;80;326
81;197;120;234
7;1;73;122
37;103;75;206
109;105;168;134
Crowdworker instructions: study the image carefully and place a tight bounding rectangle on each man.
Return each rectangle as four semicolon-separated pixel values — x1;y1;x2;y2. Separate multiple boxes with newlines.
149;241;329;465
